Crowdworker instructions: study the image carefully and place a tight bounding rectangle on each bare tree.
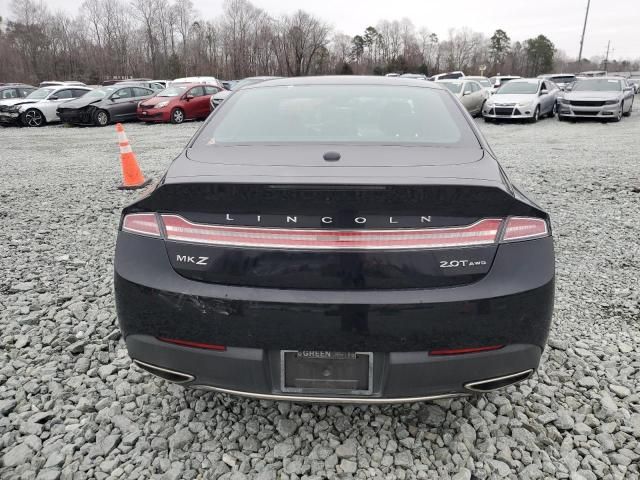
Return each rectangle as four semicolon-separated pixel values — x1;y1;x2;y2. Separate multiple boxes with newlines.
272;10;331;76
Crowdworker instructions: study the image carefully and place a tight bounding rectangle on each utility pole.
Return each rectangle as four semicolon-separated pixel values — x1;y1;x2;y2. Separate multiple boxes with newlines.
578;0;591;63
603;40;611;71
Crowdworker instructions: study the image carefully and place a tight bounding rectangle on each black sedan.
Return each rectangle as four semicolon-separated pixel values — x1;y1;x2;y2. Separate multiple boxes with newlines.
57;85;154;126
114;76;555;403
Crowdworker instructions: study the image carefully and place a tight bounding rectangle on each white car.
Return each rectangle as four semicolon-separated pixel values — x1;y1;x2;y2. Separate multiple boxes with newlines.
39;81;87;87
436;79;489;116
483;78;560;123
464;76;493;95
428;71;465;81
0;85;92;127
171;77;222;89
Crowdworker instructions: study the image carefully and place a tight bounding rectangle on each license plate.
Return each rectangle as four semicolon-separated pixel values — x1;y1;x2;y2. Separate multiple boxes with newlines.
280;350;373;395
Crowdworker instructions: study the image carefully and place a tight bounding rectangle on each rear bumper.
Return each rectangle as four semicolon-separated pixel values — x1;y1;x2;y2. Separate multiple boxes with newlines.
128;335;540;402
114;232;554;400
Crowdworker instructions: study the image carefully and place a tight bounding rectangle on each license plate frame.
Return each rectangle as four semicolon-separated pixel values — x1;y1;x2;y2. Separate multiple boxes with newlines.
280;350;374;395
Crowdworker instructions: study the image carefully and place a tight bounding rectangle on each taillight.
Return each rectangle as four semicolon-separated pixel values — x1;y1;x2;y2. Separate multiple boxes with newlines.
121;213;549;247
157;337;226;351
501;217;549;242
160;215;503;250
122;213;161;237
429;345;504;356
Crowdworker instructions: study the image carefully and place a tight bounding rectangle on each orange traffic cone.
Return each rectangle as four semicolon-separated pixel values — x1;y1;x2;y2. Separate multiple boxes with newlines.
116;123;151;190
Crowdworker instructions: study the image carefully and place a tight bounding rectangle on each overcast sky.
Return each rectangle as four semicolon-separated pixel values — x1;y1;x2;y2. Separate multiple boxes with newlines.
1;0;638;59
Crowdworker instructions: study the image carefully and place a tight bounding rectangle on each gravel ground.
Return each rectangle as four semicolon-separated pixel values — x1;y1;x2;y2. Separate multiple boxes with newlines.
1;112;639;480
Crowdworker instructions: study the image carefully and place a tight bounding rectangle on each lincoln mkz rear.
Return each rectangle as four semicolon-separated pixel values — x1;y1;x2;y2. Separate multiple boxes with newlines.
114;77;555;403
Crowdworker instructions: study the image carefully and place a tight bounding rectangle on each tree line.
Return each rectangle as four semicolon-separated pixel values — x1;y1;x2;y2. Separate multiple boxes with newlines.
1;0;638;85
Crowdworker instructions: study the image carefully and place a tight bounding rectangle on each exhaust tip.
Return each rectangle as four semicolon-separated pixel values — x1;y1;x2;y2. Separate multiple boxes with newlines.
464;369;533;393
133;359;194;384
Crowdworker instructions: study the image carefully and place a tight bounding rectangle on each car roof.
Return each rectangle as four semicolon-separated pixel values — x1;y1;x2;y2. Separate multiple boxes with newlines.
49;85;92;91
243;75;445;90
167;82;205;88
507;78;540;83
576;76;623;81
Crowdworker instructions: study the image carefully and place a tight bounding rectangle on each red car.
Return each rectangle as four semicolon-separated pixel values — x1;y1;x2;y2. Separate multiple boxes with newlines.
137;83;222;124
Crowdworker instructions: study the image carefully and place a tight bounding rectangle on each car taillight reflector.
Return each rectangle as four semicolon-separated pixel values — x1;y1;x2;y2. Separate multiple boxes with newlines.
502;217;548;242
160;215;503;250
157;337;226;351
122;213;161;237
429;345;504;356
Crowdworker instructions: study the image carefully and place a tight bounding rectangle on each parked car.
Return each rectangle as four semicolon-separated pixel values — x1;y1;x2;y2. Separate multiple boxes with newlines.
428;71;465;81
483;78;560;122
579;71;607;78
171;76;223;88
210;76;281;109
137;83;221;124
399;73;427;80
436;79;488;116
39;81;86;87
221;80;238;90
537;74;576;91
557;77;634;122
114;76;554;403
57;85;155;126
0;84;36;101
488;76;521;94
0;85;92;127
464;76;493;94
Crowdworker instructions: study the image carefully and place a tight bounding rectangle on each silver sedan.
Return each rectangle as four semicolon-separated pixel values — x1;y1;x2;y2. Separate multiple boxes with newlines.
436;79;489;116
558;78;634;122
482;79;560;123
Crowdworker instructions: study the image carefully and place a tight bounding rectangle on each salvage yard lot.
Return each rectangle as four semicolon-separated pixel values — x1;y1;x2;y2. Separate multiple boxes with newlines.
1;116;639;479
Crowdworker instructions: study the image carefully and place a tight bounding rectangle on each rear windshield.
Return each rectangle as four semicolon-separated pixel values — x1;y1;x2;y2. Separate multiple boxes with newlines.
194;84;478;147
497;82;539;94
551;76;575;83
572;79;622;92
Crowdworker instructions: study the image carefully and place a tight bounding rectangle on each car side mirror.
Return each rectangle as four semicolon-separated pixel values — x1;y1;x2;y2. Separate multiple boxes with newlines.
540;89;548;95
49;95;58;100
463;90;471;96
186;94;194;100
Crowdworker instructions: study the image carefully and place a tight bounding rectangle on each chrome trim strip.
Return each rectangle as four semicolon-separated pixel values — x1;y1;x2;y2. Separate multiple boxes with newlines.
160;214;503;251
190;385;468;404
464;369;533;392
133;359;195;384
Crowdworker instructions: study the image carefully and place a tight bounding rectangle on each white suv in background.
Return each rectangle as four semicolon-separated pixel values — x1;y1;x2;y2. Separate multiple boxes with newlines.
0;85;92;127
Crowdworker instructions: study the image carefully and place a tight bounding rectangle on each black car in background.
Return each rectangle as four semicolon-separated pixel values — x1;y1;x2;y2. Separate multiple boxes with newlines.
0;84;36;101
57;84;155;126
114;76;555;403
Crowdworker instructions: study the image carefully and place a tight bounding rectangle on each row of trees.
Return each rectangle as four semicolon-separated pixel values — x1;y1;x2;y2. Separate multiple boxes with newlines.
1;0;638;85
